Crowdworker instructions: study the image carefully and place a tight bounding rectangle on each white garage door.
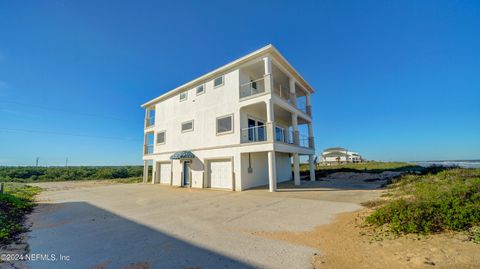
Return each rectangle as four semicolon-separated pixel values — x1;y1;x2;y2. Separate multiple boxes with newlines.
209;160;232;189
159;162;171;185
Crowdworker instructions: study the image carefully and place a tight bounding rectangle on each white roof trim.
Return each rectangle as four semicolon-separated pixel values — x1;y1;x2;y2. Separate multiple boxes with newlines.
141;44;315;108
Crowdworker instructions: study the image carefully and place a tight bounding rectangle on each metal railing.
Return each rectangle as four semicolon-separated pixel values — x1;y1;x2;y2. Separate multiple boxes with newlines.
240;122;314;149
240;76;266;99
241;124;267;143
296;97;307;115
144;145;153;155
145;117;155;128
275;126;286;143
298;134;309;148
279;128;313;149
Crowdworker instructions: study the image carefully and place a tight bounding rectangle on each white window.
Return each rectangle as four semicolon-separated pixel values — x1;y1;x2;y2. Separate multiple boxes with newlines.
216;114;233;134
213;75;224;88
196;84;205;95
181;120;194;133
180;92;188;101
156;131;166;144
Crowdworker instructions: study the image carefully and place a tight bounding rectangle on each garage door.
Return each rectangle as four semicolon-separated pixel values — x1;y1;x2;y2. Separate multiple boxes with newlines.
159;162;171;185
209;160;232;189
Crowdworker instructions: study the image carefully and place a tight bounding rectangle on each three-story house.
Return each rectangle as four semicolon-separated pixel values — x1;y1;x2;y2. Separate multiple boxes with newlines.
141;44;315;192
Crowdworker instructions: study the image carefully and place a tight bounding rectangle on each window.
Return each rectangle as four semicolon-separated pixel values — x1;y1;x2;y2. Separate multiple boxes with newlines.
247;118;265;142
217;114;233;134
196;84;205;95
181;120;194;132
213;75;224;88
156;131;166;144
180;92;188;101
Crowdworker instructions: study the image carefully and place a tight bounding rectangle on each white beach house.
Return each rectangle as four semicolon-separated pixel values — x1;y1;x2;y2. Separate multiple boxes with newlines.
321;147;364;164
141;45;315;192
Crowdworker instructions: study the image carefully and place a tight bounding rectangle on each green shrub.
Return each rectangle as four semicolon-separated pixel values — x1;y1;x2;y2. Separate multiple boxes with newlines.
469;226;480;243
0;184;41;245
0;166;144;183
366;169;480;234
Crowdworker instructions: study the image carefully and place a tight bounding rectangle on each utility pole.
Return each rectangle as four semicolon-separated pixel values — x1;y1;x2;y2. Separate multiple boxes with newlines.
65;157;69;167
36;157;39;167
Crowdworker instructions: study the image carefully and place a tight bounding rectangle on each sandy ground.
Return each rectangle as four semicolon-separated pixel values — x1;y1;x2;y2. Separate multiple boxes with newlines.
254;206;480;269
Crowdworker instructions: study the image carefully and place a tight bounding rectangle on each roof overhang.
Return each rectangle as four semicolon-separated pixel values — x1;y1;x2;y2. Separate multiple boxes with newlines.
141;44;315;108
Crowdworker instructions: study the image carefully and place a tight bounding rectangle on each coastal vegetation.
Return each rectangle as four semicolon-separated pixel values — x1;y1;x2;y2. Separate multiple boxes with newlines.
0;183;41;245
366;168;480;242
300;161;425;178
0;166;144;183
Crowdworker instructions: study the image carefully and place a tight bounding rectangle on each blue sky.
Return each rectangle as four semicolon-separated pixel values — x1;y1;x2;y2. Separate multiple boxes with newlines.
0;0;479;166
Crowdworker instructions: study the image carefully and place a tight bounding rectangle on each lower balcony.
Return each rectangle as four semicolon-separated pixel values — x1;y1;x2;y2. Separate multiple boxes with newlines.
240;123;314;149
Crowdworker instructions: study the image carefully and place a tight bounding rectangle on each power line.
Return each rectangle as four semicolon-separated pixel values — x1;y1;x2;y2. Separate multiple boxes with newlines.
0;100;138;122
0;127;142;141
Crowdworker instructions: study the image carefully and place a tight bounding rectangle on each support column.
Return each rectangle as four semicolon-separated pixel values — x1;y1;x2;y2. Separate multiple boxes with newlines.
308;122;314;148
293;153;300;186
306;94;312;117
268;151;277;192
143;160;148;183
266;99;275;142
152;162;157;184
144;109;148;127
292;113;299;145
289;77;296;107
309;155;316;181
263;56;273;94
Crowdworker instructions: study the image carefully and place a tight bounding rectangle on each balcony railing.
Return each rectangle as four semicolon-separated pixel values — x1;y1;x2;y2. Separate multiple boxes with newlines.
144;145;153;155
241;123;314;149
145;117;155;128
240;76;266;99
298;134;310;148
241;124;268;143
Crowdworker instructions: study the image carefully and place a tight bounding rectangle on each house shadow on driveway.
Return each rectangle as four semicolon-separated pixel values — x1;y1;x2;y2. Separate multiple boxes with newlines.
25;202;254;269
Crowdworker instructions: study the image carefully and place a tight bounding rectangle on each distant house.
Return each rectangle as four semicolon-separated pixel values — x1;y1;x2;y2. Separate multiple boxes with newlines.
321;147;364;164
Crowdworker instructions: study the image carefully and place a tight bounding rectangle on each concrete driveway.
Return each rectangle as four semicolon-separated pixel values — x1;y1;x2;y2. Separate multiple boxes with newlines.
24;180;382;269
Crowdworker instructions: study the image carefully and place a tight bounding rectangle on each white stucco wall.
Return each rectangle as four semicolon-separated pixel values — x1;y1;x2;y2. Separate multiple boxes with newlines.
239;151;292;190
240;152;269;190
276;152;292;182
152;69;241;153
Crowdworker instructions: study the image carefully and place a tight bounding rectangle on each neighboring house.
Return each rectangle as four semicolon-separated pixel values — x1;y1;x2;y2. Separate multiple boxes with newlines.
141;44;315;192
320;147;364;164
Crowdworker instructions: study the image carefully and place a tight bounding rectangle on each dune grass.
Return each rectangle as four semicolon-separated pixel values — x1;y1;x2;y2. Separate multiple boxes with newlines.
365;168;480;241
0;166;145;183
300;161;424;178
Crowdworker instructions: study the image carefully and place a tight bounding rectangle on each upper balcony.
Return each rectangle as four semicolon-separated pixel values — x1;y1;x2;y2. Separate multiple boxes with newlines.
239;57;312;119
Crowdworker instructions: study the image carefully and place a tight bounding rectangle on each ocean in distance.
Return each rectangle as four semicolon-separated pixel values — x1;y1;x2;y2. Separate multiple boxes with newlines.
414;160;480;169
